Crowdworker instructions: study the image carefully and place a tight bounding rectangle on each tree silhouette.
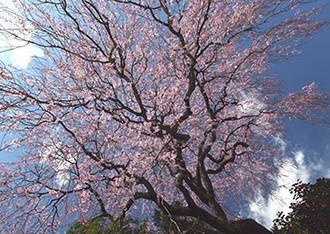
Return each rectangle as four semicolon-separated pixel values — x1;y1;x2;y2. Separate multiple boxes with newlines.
153;201;222;233
0;0;329;233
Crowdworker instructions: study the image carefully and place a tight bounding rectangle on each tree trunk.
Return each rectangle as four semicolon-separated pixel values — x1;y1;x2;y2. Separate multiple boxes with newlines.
187;206;272;233
225;219;272;234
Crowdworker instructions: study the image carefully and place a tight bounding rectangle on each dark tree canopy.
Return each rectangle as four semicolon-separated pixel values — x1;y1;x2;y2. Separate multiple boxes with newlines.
273;178;329;233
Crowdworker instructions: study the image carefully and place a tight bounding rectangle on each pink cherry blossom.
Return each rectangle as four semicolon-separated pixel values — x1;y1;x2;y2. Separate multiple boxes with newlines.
0;0;329;233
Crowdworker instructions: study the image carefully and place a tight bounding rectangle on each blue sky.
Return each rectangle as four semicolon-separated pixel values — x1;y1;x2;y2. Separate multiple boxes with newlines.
248;4;330;226
0;0;329;230
276;16;330;178
278;15;330;173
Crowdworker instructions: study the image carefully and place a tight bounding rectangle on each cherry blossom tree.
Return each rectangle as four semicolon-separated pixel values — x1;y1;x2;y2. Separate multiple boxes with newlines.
0;0;329;233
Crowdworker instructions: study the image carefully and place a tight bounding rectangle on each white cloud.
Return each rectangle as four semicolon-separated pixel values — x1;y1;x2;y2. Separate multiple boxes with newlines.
239;91;266;117
274;135;287;151
326;169;330;178
41;141;75;187
0;0;43;69
9;40;44;69
247;150;328;229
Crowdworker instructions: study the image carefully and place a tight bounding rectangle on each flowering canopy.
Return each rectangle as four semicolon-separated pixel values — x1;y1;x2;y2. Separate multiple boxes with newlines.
0;0;329;233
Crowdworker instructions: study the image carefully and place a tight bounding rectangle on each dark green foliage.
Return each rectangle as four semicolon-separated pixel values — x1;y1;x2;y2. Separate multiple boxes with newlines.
272;178;329;234
66;216;148;234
